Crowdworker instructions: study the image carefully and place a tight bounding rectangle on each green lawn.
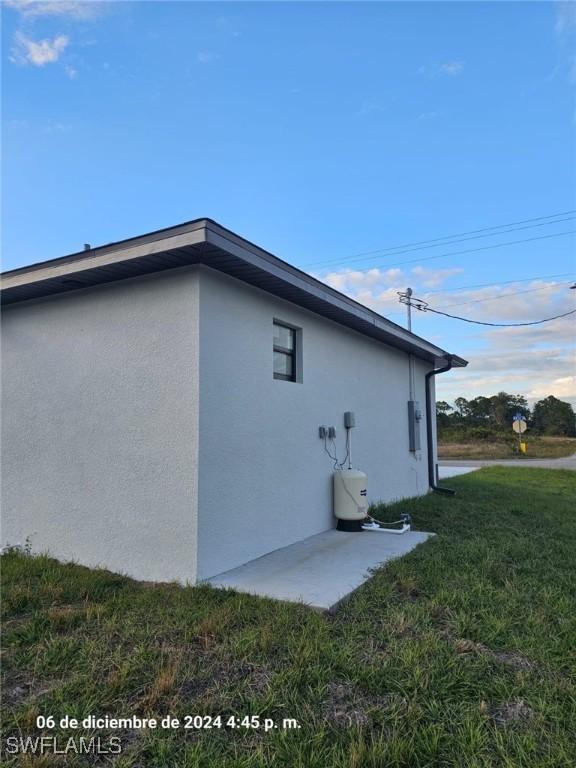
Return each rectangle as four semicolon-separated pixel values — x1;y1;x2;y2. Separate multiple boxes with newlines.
2;467;575;767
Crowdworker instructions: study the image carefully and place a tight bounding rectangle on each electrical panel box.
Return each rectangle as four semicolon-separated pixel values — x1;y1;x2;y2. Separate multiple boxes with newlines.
344;411;356;428
408;400;422;452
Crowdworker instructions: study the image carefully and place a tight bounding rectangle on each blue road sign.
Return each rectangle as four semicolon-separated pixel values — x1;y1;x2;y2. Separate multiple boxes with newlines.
513;413;524;421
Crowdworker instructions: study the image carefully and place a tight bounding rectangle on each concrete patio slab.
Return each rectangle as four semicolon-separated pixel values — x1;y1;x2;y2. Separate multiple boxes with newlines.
438;465;480;479
207;528;432;611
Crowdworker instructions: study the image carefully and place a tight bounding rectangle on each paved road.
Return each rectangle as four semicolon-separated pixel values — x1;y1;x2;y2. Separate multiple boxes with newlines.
440;454;576;471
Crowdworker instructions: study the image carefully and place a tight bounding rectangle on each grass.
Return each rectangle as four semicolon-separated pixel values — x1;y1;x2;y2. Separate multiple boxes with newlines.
2;467;576;767
438;436;576;460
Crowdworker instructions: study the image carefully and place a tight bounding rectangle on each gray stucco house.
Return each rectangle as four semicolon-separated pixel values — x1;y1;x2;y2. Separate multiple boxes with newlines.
1;219;467;583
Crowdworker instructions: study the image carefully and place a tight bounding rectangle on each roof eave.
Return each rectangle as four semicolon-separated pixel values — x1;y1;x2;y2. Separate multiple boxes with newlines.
1;218;468;367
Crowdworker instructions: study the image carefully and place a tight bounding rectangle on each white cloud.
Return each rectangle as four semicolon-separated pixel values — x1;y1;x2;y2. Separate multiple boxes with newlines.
419;60;465;78
411;266;463;288
12;32;69;66
428;280;574;322
437;374;576;411
318;264;465;314
382;268;403;283
485;314;575;348
357;98;386;117
317;264;576;406
3;0;99;19
529;375;576;400
438;358;576;408
41;119;72;133
555;1;576;34
435;284;575;406
552;2;576;86
321;270;399;312
319;270;575;330
197;50;220;65
348;268;387;286
215;15;242;38
439;60;465;76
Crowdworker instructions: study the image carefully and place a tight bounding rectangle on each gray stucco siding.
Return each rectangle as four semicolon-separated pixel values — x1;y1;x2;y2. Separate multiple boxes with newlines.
1;268;200;582
1;262;438;585
196;267;432;581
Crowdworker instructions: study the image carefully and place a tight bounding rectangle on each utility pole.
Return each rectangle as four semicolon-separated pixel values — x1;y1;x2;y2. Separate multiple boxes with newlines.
398;287;420;454
405;287;413;331
405;288;415;402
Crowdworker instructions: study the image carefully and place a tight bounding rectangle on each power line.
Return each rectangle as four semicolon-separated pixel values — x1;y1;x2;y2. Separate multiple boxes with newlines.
421;306;576;327
398;286;576;326
308;210;576;268
363;229;576;271
424;271;575;295
351;273;576;319
435;282;574;311
310;215;576;270
304;210;576;270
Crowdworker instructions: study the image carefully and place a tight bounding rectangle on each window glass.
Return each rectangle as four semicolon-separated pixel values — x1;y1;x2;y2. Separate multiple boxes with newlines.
273;322;297;381
273;323;294;351
274;351;293;379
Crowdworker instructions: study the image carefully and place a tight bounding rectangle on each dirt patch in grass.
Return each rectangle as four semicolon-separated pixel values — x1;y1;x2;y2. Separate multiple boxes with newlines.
357;638;391;665
2;676;58;710
483;698;535;727
178;676;213;701
320;682;407;728
321;682;372;728
454;638;535;671
177;654;273;705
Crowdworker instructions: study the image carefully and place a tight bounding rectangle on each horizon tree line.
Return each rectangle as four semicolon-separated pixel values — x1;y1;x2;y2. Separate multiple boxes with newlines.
436;393;576;437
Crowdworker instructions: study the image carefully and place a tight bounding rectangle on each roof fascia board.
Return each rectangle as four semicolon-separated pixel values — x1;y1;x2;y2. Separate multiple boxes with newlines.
1;226;208;290
1;218;467;367
205;223;452;363
206;227;361;313
3;218;209;277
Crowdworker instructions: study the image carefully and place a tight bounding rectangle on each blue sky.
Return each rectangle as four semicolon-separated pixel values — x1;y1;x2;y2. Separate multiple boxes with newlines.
2;0;575;406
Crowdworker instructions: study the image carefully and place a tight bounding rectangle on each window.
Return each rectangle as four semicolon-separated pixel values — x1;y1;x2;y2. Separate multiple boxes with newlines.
273;321;297;381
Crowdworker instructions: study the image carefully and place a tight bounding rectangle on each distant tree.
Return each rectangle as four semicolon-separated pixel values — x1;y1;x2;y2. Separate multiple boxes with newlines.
532;396;576;436
510;394;530;419
468;396;492;425
454;397;470;420
436;401;452;428
442;392;532;434
489;392;530;427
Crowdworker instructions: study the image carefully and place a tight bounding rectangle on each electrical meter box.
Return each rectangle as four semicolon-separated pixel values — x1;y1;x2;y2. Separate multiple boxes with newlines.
407;400;422;452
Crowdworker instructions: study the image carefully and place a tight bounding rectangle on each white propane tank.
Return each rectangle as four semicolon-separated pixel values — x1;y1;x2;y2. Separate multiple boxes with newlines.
333;469;368;532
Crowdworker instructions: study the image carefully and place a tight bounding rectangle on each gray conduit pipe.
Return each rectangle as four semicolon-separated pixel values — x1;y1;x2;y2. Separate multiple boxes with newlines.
425;357;456;496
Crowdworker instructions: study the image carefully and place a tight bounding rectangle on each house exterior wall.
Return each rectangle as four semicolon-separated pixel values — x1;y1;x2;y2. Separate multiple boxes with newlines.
1;268;200;583
196;267;433;581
